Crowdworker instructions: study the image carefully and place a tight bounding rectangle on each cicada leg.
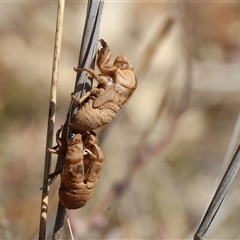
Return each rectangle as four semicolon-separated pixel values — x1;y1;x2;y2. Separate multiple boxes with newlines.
47;126;66;154
83;147;104;186
74;67;109;86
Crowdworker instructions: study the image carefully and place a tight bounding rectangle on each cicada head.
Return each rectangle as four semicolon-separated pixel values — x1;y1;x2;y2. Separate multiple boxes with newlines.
67;133;82;146
83;131;98;146
114;55;134;71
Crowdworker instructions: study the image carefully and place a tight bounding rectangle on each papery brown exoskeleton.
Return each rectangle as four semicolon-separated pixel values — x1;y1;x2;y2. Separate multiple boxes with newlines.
47;127;104;209
69;39;137;131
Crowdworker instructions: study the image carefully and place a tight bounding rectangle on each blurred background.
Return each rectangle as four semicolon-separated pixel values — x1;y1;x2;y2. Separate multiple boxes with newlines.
1;1;240;239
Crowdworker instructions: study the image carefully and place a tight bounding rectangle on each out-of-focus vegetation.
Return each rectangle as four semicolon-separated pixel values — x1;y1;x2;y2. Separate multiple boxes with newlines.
1;2;240;239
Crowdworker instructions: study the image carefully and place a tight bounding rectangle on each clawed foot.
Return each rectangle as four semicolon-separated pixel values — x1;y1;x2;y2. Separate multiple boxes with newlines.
73;67;85;72
83;149;97;159
99;39;108;48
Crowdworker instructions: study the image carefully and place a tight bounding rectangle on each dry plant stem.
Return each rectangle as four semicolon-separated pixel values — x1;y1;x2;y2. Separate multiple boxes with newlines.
73;0;105;99
52;0;104;239
194;144;240;240
217;113;240;178
66;212;74;240
39;1;65;240
190;112;240;240
193;111;240;240
135;16;174;76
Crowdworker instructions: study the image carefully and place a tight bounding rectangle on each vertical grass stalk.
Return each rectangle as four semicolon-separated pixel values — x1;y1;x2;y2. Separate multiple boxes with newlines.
52;1;104;239
39;1;65;240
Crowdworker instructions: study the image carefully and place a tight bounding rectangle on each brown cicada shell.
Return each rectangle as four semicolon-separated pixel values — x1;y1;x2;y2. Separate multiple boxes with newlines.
69;39;137;131
48;128;104;209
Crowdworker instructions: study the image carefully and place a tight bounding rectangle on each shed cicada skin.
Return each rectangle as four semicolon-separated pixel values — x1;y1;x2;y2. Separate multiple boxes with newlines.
47;128;104;209
69;39;137;131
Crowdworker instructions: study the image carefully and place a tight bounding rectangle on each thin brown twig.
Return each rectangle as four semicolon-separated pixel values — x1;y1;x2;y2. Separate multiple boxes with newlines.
39;1;65;240
52;0;104;239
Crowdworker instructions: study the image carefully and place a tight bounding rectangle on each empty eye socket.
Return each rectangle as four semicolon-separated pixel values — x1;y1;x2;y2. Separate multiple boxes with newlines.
121;61;129;69
69;133;75;139
67;134;75;144
107;78;113;86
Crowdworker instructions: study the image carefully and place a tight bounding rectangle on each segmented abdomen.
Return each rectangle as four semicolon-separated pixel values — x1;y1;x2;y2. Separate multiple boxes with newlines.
59;161;94;209
59;152;103;209
70;100;120;131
